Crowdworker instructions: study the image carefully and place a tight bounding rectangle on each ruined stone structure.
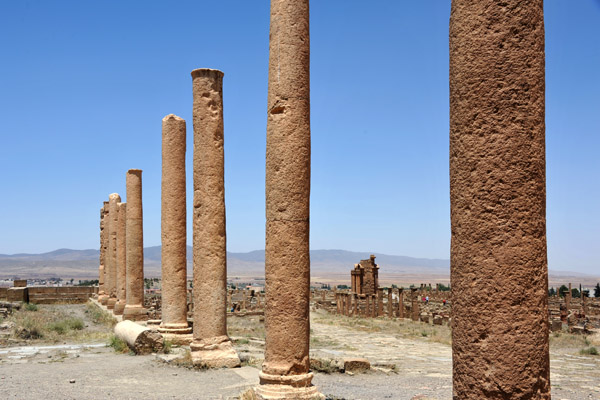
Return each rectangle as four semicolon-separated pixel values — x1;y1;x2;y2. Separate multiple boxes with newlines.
123;169;147;321
114;202;127;315
449;1;550;398
106;193;121;309
256;0;322;398
98;205;107;304
158;114;192;337
190;69;240;367
350;255;379;296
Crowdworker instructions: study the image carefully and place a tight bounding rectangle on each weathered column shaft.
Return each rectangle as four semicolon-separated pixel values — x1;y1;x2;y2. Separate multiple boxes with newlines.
114;202;127;315
123;169;147;321
263;0;312;369
377;288;384;316
98;206;107;301
190;68;239;368
258;0;321;398
99;202;109;304
450;1;550;398
398;289;404;319
159;114;191;335
106;193;121;309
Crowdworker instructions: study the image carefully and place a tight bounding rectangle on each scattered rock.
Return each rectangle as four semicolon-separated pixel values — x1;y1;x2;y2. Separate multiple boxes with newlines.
343;358;370;373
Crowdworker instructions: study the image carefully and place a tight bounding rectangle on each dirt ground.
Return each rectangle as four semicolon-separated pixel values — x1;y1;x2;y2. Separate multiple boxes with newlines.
0;304;599;399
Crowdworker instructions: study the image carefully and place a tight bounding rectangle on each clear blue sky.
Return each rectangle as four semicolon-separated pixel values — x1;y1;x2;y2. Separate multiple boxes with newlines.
0;1;598;274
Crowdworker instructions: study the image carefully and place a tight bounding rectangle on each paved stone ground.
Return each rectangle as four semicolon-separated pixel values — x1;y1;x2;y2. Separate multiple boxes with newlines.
0;305;598;399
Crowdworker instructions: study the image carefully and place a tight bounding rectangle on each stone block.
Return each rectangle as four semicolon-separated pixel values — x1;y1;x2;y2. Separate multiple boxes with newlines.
13;280;27;288
7;287;28;303
343;358;370;373
550;319;562;332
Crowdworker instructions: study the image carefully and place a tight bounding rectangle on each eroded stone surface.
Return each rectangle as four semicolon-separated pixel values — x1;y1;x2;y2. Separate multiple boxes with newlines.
159;114;191;335
190;68;239;366
123;169;147;321
259;0;321;398
114;202;127;315
449;1;550;398
106;193;121;310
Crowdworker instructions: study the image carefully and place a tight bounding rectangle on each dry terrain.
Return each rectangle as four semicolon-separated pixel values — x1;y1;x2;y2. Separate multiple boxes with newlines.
0;304;598;399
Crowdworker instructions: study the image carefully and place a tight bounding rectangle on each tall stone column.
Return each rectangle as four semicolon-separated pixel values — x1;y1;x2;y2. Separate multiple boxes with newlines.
98;205;107;303
450;1;550;398
158;114;192;338
256;0;322;398
377;288;384;316
387;289;393;318
123;169;147;321
411;288;419;322
114;202;127;315
190;68;240;368
345;293;351;316
106;193;121;310
397;288;404;319
353;294;358;316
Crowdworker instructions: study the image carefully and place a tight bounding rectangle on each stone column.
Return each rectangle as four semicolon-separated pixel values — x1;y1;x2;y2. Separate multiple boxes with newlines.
190;68;240;368
98;205;107;303
353;294;358;316
387;289;393;318
371;295;377;317
123;169;147;321
158;114;192;337
345;293;351;316
114;202;127;315
398;289;404;319
411;288;419;322
450;1;550;397
336;294;341;314
106;193;120;310
377;288;384;316
566;283;572;310
256;0;322;398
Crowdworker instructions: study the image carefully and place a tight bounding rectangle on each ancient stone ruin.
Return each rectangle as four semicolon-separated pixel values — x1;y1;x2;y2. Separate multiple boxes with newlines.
158;114;192;339
350;255;379;296
256;0;322;398
123;169;148;321
190;68;240;368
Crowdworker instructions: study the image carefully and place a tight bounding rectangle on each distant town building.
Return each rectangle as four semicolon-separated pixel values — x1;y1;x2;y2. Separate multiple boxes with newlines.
351;255;379;295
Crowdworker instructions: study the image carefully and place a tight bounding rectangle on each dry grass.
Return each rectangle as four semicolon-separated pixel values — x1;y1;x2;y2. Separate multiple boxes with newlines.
550;331;600;358
228;316;265;340
3;303;114;343
313;312;452;346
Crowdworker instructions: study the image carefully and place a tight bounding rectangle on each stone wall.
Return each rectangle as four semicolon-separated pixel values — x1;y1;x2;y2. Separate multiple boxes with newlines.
0;288;7;301
27;286;97;304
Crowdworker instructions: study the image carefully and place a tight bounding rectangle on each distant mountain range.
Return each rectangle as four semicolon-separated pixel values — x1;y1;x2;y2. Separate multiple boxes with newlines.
0;247;597;287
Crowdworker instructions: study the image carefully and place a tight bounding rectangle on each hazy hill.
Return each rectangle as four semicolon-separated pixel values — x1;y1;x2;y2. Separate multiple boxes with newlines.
0;247;597;288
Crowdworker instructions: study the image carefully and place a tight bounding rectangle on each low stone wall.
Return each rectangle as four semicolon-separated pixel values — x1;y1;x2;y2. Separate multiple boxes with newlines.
0;287;7;301
28;286;97;304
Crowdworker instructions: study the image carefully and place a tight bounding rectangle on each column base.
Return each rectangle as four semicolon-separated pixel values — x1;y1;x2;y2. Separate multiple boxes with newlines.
190;335;241;368
122;305;148;321
113;300;126;315
158;322;192;335
107;297;117;310
161;332;193;346
158;322;193;345
254;372;324;400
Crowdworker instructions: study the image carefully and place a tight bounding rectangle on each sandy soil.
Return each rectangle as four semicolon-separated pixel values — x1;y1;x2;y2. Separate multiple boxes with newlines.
0;305;598;399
